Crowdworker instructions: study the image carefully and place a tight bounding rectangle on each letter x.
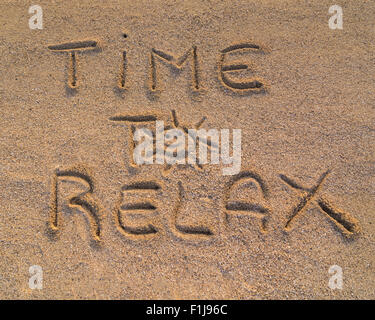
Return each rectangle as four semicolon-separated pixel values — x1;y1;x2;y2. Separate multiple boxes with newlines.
280;170;359;237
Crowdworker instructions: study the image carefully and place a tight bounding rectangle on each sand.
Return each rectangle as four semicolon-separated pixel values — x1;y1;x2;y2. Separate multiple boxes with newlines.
0;0;374;299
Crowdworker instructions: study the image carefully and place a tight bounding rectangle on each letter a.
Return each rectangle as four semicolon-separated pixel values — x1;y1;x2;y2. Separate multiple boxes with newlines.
28;5;43;30
328;265;343;289
328;5;343;30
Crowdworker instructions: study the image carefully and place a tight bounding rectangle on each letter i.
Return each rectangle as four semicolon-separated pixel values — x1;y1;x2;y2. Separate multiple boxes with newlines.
118;32;128;89
118;51;127;88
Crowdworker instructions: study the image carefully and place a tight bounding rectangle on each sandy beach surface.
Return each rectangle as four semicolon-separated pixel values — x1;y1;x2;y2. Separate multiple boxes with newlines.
0;0;374;299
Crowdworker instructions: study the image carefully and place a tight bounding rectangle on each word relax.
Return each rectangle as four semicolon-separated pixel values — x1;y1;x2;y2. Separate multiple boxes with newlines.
47;40;269;92
48;165;360;243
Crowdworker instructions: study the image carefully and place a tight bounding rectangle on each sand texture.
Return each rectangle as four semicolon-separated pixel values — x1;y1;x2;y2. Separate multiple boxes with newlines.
0;0;374;299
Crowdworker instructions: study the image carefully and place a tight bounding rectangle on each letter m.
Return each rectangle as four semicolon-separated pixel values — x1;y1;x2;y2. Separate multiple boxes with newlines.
149;46;199;91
